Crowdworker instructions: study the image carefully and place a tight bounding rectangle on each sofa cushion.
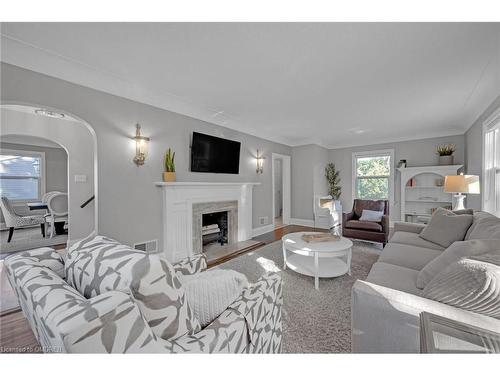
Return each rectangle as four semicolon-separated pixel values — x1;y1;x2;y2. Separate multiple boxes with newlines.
359;209;384;222
390;231;445;251
180;269;248;328
416;239;499;289
345;220;382;232
65;235;201;340
419;207;473;248
422;251;500;319
465;212;500;240
354;199;386;218
378;243;442;271
366;262;421;295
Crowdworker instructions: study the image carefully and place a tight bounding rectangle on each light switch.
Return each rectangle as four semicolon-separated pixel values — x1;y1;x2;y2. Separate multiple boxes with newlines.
74;175;87;183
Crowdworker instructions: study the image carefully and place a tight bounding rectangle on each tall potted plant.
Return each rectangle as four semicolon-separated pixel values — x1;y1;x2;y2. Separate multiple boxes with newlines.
325;163;342;211
163;148;176;182
437;144;456;165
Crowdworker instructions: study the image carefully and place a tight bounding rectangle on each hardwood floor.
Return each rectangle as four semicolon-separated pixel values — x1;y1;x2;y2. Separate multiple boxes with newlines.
0;225;324;353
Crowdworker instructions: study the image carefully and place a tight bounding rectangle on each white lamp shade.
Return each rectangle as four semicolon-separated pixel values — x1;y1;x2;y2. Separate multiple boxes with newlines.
444;175;480;194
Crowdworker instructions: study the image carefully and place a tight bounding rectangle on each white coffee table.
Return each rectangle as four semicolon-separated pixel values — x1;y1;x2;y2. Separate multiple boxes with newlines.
282;232;353;289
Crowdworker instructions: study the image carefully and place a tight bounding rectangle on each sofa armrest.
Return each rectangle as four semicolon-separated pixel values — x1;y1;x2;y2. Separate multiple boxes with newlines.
392;221;426;234
172;253;208;276
4;247;65;279
351;280;500;353
381;215;390;234
48;291;165;353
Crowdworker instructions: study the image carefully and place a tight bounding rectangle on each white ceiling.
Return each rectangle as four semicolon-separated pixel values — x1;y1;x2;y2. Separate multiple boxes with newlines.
1;23;499;148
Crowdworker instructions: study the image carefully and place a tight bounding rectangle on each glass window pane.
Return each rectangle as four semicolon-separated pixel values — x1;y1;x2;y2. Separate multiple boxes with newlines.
357;178;389;199
0;155;41;177
356;156;390;177
0;178;39;200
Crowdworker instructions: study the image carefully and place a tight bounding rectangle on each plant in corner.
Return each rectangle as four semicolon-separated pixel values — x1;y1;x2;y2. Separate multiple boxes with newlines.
436;144;456;165
163;148;176;182
325;161;342;196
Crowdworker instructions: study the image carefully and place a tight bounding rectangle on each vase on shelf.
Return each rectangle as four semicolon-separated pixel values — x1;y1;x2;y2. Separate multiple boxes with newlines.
438;155;454;165
163;172;176;182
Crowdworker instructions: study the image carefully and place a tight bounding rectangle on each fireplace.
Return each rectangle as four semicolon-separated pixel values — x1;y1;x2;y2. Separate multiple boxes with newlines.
202;211;228;247
192;200;238;254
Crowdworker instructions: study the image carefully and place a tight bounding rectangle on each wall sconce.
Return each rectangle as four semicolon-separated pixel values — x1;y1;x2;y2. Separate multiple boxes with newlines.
256;150;265;174
133;123;150;166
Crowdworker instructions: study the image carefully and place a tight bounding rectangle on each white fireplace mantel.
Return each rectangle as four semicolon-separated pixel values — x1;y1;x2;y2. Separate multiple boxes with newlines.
155;181;260;262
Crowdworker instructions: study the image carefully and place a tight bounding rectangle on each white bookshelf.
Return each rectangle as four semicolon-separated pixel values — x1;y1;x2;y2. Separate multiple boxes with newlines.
398;165;463;223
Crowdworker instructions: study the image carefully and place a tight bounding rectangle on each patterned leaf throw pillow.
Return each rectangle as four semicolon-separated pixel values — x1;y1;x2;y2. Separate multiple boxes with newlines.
65;236;200;340
423;250;500;319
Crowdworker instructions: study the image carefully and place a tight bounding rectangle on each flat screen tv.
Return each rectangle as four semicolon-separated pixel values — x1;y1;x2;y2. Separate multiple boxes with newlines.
191;132;241;174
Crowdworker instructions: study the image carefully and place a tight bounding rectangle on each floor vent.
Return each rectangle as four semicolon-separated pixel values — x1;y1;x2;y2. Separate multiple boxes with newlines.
133;239;158;253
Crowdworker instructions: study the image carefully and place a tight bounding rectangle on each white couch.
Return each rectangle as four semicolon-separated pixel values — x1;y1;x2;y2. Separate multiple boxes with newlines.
352;211;500;353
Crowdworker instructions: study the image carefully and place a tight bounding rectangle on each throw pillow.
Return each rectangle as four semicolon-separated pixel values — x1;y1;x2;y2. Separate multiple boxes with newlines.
359;209;384;222
180;269;248;328
419;207;473;248
465;214;500;240
416;239;499;289
65;235;201;340
422;251;500;319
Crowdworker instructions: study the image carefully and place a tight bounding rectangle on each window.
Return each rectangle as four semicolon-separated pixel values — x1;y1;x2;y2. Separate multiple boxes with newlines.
483;110;500;216
352;150;394;202
0;149;45;201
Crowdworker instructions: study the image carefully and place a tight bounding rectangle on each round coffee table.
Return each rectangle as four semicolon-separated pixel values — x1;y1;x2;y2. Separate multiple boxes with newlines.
282;232;353;289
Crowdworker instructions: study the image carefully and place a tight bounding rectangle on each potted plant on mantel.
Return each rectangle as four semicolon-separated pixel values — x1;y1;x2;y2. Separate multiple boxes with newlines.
437;144;456;165
325;163;342;211
163;148;176;182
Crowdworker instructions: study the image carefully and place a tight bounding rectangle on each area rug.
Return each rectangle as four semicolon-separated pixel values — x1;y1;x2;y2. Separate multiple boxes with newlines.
217;239;380;353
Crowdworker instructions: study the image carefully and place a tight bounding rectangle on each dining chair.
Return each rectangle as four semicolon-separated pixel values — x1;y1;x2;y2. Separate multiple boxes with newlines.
0;196;46;242
45;192;69;238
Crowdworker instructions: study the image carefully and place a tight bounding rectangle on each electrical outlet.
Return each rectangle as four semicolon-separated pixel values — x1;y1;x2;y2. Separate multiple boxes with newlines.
259;216;268;225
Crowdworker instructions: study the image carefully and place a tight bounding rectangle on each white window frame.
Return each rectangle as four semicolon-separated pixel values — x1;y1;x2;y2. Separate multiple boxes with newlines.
0;148;46;203
482;107;500;216
352;149;395;205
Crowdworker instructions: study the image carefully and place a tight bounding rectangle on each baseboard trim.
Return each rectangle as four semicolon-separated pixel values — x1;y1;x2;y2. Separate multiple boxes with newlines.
252;224;275;237
290;218;315;227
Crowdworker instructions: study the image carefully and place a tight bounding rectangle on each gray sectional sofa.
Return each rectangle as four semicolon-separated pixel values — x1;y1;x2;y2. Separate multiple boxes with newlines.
352;211;500;353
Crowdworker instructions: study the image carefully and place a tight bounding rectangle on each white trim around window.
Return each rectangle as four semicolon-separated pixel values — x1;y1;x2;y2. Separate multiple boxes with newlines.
352;149;395;206
0;148;46;203
482;106;500;216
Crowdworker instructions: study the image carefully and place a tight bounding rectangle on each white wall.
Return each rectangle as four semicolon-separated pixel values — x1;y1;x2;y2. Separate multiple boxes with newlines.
464;94;500;210
0;108;95;241
1;63;291;247
291;144;330;221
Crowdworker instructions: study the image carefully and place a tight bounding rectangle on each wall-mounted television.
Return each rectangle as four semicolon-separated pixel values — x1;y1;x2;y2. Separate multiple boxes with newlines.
191;132;241;174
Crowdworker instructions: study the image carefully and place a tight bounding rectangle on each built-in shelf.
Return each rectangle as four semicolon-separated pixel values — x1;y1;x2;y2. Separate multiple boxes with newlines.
399;165;463;223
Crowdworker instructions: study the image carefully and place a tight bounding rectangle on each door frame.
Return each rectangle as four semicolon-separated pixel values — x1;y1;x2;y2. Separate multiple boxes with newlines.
272;153;291;227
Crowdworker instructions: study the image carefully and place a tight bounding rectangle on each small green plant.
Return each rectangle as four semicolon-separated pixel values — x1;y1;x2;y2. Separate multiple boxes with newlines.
325;163;341;200
165;148;176;172
436;144;456;156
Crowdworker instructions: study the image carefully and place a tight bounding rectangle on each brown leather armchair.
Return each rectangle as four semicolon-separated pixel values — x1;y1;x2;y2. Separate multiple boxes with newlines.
342;199;389;246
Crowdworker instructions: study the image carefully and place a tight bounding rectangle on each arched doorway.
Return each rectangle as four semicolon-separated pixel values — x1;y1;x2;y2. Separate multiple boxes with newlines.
0;103;98;253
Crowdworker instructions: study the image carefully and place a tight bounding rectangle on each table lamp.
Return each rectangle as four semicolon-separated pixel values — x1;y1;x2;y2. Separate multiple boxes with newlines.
444;174;480;210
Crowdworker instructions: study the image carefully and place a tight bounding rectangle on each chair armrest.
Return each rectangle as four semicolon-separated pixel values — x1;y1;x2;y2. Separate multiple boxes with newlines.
48;291;165;353
169;273;283;354
4;247;65;279
351;280;500;353
171;253;208;276
228;272;283;353
393;221;426;234
342;211;355;228
381;215;390;235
